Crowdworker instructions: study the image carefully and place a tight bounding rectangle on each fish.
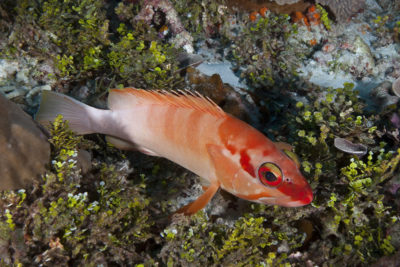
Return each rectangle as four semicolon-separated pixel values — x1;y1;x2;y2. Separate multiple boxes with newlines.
35;88;313;215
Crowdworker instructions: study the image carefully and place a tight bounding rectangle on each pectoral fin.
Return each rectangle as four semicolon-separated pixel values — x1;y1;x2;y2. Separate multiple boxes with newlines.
106;135;159;156
175;144;241;215
106;136;137;150
175;183;220;215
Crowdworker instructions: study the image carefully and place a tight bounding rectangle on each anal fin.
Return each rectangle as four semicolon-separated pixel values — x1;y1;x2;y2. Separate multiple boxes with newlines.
106;135;137;150
106;135;160;156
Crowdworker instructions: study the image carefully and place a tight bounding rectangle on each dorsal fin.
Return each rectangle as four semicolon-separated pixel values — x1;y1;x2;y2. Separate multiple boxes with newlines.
108;88;226;118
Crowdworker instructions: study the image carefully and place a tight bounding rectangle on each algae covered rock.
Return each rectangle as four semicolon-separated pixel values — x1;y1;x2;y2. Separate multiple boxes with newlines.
0;93;50;190
316;0;365;22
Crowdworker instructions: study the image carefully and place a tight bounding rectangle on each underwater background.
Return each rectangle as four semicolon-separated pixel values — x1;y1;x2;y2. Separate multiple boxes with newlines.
0;0;400;266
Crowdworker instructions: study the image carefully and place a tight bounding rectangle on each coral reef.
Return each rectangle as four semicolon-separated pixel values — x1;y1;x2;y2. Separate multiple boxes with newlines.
0;0;399;265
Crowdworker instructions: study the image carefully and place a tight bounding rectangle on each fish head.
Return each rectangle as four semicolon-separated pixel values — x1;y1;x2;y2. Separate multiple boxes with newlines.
214;116;313;208
210;136;313;207
229;146;313;207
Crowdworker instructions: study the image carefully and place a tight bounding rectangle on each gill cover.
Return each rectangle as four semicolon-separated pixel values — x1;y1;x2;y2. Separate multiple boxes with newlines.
206;144;240;189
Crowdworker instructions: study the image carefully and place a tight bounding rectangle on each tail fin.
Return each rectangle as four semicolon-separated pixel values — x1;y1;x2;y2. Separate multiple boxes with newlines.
35;90;97;135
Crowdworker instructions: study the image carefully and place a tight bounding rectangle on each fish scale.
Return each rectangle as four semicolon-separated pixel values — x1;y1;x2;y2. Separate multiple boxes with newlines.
144;106;220;179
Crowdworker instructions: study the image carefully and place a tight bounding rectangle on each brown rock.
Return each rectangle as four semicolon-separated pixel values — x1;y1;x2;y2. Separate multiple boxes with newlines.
0;93;50;190
186;67;255;122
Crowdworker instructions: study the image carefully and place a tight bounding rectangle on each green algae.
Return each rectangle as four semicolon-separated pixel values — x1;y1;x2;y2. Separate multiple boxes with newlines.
0;116;153;265
287;83;400;264
225;11;313;90
1;0;184;90
108;22;183;89
316;4;331;30
160;212;301;266
229;13;299;88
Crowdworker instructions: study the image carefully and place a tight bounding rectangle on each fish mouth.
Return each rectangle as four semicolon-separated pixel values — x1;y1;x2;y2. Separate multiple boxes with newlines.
281;188;313;207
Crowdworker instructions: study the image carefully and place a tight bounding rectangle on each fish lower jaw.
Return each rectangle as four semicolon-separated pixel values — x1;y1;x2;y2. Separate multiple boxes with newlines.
257;196;291;206
279;194;313;207
280;200;310;207
257;196;312;207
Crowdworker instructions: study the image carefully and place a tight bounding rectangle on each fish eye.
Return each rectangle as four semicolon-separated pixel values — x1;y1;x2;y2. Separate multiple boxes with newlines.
283;149;300;168
258;162;282;187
